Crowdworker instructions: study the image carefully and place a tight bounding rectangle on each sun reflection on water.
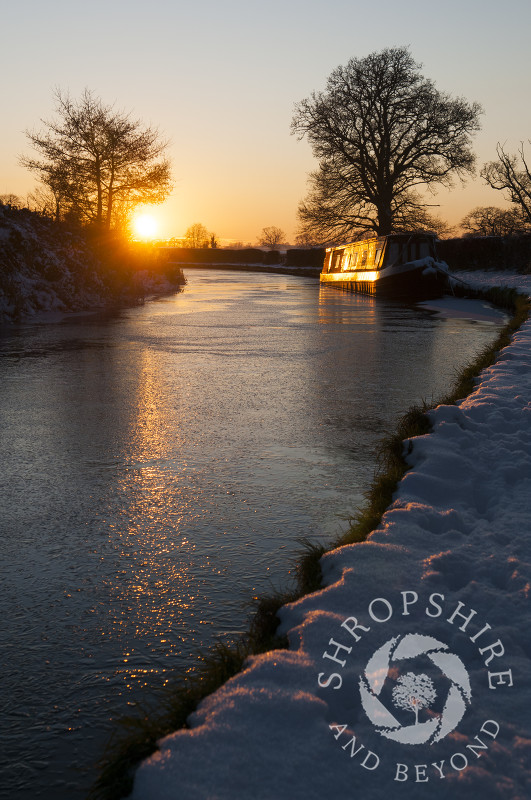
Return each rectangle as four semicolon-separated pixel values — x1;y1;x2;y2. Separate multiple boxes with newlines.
98;349;213;692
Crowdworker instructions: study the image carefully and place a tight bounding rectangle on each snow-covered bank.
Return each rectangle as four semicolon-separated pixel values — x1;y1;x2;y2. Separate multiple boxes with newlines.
127;274;531;800
0;206;184;324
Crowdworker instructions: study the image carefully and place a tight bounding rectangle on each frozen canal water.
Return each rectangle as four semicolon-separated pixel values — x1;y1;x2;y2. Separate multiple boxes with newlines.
0;269;505;798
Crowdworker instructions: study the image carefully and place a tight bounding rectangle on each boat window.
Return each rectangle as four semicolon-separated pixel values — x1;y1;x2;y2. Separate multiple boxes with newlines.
361;249;368;266
387;242;399;264
374;248;381;266
418;242;429;258
342;253;350;271
351;251;358;267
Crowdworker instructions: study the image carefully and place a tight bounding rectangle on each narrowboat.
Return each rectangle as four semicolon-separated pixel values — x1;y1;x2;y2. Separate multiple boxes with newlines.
320;233;450;300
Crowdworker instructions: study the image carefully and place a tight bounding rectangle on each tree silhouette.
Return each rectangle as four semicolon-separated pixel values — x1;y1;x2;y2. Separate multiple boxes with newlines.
461;205;528;237
184;222;210;248
392;672;436;725
258;226;286;250
22;89;172;230
292;46;481;241
482;141;531;225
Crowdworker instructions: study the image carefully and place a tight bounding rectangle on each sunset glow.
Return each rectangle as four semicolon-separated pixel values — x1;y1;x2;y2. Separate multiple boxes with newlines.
133;213;158;240
2;1;531;242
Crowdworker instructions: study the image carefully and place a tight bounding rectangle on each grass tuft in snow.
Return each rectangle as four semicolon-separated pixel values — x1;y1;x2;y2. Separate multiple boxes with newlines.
336;404;432;547
89;538;325;800
90;641;250;800
335;287;529;551
441;287;530;403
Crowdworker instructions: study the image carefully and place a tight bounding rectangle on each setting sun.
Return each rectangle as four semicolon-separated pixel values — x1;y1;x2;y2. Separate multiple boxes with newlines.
133;213;158;240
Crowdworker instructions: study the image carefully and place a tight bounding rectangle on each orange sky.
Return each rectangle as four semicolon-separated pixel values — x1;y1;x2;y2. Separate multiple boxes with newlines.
2;0;530;243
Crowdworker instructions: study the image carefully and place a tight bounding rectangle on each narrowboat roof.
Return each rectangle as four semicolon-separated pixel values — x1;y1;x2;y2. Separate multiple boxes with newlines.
325;232;437;251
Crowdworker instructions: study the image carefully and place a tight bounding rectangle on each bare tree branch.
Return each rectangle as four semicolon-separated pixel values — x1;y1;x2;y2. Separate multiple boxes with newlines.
481;142;531;224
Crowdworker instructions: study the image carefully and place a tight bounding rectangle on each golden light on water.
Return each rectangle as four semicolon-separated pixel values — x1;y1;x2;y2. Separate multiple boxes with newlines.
99;349;212;695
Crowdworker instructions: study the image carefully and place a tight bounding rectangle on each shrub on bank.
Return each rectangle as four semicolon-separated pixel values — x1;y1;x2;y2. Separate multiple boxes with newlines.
164;247;267;264
285;248;326;268
0;206;185;323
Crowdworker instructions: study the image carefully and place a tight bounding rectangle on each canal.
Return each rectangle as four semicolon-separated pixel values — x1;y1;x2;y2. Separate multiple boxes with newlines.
0;269;505;798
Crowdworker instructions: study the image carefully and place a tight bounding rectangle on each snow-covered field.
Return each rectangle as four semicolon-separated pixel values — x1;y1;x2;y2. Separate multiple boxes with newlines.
127;270;531;800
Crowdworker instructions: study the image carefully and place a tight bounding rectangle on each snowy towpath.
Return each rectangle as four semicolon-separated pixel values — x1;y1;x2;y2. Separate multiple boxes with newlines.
129;273;531;800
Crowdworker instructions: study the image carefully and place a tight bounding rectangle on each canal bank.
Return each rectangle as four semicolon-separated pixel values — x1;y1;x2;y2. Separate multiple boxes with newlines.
0;270;511;799
91;279;529;800
119;279;531;800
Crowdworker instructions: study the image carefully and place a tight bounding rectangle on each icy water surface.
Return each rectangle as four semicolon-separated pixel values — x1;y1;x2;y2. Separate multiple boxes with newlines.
0;270;505;798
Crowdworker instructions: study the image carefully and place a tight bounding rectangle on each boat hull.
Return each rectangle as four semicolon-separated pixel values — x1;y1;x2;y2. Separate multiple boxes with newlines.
320;260;449;301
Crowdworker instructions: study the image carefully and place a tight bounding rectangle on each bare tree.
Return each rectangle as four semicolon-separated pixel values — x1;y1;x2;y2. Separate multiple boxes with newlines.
461;205;528;237
295;231;321;247
21;89;172;230
184;222;210;248
292;47;482;243
25;186;61;219
481;142;531;224
0;194;22;208
258;226;286;250
392;672;436;725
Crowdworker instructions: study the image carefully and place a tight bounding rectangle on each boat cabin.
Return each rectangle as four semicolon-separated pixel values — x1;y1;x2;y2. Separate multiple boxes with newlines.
322;233;438;276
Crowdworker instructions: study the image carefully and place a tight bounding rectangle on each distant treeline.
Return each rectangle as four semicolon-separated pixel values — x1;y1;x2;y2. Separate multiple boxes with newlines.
285;249;326;268
437;236;531;273
163;247;327;268
164;247;282;265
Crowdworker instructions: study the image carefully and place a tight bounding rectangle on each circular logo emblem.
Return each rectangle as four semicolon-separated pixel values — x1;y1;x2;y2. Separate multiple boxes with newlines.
359;633;472;745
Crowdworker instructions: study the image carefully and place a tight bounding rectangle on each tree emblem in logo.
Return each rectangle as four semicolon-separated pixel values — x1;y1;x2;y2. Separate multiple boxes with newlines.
359;633;471;745
392;672;436;724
